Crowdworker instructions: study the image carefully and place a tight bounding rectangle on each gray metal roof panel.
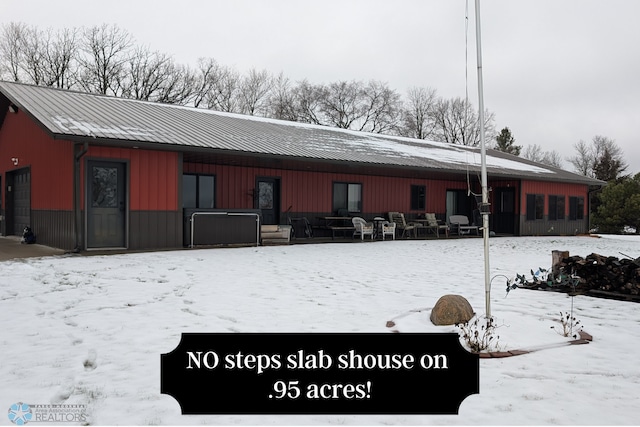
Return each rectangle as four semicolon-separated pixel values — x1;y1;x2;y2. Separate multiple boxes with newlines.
0;80;604;186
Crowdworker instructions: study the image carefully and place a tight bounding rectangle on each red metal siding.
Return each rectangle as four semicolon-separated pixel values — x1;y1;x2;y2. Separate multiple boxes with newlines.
184;163;473;216
84;147;179;211
0;110;74;210
423;179;468;213
521;181;588;218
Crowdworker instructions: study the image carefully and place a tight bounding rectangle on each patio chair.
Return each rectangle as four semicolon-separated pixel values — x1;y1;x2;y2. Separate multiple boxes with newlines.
388;212;418;238
380;221;396;240
352;217;375;240
425;213;449;238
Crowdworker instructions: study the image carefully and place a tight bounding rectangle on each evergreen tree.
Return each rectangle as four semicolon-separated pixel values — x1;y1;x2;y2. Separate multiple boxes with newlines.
592;173;640;234
494;127;521;155
592;144;628;182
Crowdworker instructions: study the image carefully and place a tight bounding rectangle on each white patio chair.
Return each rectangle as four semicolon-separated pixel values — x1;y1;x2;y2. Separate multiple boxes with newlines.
352;217;375;240
381;221;396;240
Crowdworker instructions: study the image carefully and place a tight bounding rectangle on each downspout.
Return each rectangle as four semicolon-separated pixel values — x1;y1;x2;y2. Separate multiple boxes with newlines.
73;142;89;252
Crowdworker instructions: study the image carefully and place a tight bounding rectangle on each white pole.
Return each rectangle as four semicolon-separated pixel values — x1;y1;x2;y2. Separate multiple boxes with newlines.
475;0;491;318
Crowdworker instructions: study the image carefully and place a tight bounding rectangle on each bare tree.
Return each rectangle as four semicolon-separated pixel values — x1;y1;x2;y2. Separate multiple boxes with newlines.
190;57;223;108
522;144;544;163
568;135;628;180
543;150;565;169
522;144;564;168
0;22;27;81
41;27;79;88
120;46;197;105
358;80;402;133
568;140;592;176
399;86;438;139
319;80;366;129
291;79;324;125
205;65;241;112
78;24;133;95
431;98;462;144
15;25;79;87
2;23;509;146
121;46;172;101
238;68;272;116
18;25;47;85
430;97;495;146
154;62;197;105
266;72;298;121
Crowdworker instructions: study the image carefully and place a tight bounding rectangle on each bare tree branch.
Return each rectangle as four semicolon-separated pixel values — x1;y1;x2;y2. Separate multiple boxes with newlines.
121;46;172;101
154;62;197;105
205;65;241;112
358;80;402;133
319;80;366;129
399;86;438;139
266;72;298;121
41;27;79;89
191;57;223;108
78;24;133;95
431;97;495;146
19;25;47;85
291;79;324;125
0;22;28;82
238;68;272;116
568;140;592;176
523;144;564;168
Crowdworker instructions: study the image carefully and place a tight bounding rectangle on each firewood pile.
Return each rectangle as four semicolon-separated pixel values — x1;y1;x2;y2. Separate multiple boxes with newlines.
523;252;640;302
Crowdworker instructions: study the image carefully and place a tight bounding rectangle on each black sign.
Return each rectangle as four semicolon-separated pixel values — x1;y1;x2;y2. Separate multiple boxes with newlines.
160;332;479;415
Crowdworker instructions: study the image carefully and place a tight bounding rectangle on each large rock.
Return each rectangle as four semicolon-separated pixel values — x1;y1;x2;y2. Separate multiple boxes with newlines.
430;294;475;326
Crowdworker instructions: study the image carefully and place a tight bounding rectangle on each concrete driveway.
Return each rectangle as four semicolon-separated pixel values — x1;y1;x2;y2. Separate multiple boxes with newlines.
0;236;66;261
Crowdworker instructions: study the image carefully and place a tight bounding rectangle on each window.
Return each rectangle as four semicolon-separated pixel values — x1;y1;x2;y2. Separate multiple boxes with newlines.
548;195;565;221
183;174;215;208
333;182;362;213
526;194;544;220
410;185;426;210
569;196;585;220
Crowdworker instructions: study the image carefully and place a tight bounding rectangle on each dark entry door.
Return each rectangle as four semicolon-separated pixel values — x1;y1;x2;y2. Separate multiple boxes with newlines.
256;177;280;225
493;187;516;234
5;168;31;236
87;161;126;248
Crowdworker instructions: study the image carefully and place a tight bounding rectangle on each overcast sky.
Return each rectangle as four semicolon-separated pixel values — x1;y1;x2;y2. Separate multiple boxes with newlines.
3;0;639;175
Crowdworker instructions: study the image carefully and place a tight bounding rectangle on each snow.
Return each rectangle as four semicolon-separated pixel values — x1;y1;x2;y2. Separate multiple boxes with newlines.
195;107;556;175
1;234;639;425
185;106;554;174
52;115;155;137
358;136;553;174
46;89;554;176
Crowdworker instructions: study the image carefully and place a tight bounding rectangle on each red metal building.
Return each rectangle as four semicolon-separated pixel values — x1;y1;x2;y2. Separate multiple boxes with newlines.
0;81;603;251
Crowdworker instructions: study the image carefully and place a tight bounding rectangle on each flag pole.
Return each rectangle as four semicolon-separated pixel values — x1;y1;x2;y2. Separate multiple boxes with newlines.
475;0;491;319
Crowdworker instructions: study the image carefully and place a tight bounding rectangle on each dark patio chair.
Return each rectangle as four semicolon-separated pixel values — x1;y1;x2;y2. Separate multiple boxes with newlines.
388;212;418;238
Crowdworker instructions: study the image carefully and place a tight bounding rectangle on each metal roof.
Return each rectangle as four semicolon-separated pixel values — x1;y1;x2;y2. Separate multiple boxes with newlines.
0;80;603;185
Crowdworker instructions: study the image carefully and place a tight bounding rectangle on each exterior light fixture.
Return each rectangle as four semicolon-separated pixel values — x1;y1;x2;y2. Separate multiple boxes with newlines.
8;104;18;113
11;158;19;166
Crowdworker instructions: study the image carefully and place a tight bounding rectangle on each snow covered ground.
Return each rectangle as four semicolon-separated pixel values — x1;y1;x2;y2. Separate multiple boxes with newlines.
1;234;639;425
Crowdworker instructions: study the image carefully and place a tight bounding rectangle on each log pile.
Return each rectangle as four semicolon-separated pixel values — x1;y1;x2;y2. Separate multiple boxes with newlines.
548;252;640;301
